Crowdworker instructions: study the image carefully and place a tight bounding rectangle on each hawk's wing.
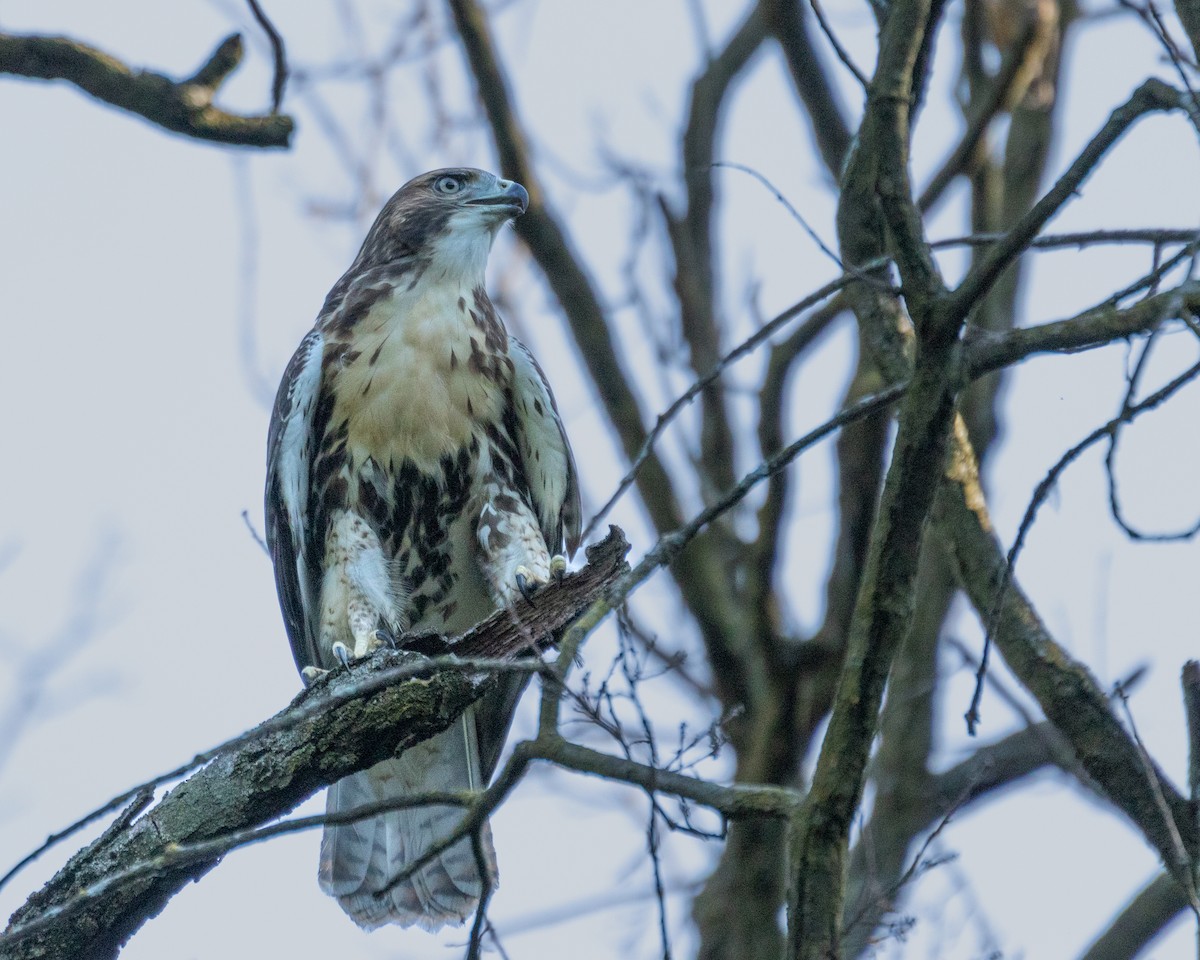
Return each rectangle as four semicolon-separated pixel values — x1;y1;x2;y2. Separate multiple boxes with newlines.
265;328;325;672
507;335;581;557
474;335;580;781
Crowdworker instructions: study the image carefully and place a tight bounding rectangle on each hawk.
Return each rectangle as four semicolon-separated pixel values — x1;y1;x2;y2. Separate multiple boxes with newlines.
265;168;580;929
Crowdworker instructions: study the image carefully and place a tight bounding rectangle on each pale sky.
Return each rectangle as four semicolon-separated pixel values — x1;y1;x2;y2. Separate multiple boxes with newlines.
1;2;1199;958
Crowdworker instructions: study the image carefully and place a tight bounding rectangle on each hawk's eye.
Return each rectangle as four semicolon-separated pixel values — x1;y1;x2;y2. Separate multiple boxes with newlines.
433;175;464;196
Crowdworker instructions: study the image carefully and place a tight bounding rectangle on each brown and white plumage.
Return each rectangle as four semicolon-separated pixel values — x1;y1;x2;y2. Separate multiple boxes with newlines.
265;168;580;929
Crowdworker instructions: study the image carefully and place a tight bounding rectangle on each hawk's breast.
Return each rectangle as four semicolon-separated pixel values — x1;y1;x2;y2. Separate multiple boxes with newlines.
327;281;510;472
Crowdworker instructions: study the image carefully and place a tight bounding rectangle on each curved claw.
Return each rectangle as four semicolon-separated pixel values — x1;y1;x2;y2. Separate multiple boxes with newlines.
550;554;568;584
332;641;352;670
374;627;399;650
515;571;536;605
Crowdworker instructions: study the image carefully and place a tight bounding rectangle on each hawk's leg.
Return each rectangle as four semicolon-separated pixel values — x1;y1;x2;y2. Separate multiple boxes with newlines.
319;510;408;667
473;486;552;608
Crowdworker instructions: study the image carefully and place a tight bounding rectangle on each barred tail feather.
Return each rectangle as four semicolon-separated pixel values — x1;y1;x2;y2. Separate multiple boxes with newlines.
318;711;498;930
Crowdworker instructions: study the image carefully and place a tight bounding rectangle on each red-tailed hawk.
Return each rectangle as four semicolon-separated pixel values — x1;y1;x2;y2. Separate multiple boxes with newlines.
265;168;580;929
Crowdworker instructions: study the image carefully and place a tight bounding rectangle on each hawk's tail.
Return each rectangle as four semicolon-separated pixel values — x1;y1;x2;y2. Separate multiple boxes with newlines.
318;710;497;930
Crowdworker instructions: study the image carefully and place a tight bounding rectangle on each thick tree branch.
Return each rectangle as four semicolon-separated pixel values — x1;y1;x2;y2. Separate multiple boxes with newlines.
665;8;767;501
786;343;890;753
1079;872;1189;960
527;735;799;820
0;31;293;147
966;282;1200;375
787;335;958;959
787;0;957;952
1173;0;1200;64
1;531;629;960
933;462;1199;882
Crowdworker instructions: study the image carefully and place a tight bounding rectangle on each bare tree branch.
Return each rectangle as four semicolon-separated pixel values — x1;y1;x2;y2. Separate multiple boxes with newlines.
933;227;1200;250
527;736;798;819
966;357;1200;733
1;531;629;960
0;31;293;147
584;273;858;544
785;0;959;949
244;0;288;113
934;459;1198;885
1079;872;1189;960
1174;0;1200;62
966;281;1200;375
919;16;1043;213
750;297;846;632
664;8;767;502
759;0;852;177
950;79;1189;321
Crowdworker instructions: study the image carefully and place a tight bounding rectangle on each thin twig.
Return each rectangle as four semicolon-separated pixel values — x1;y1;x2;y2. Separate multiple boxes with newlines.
611;382;906;604
1105;319;1200;542
966;357;1200;734
843;778;970;936
1114;685;1200;923
919;18;1041;212
580;264;886;544
950;78;1186;325
931;227;1200;251
807;0;869;88
241;509;270;556
1119;0;1200;138
245;0;288;112
647;800;673;960
712;161;845;269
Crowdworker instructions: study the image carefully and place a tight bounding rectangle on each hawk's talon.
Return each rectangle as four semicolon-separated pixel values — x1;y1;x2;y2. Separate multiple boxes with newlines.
515;569;537;606
332;641;352;669
374;627;399;650
549;554;568;584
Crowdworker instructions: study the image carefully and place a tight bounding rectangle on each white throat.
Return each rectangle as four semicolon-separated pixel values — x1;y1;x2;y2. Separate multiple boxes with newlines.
424;217;500;286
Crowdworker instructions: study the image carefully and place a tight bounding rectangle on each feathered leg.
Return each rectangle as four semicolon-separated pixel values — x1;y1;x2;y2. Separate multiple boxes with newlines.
318;510;408;664
473;481;553;607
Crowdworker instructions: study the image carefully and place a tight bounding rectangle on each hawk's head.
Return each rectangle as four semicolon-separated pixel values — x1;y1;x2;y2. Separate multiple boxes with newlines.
354;168;529;278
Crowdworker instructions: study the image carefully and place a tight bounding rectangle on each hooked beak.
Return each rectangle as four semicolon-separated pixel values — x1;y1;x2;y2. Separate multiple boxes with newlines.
467;178;529;216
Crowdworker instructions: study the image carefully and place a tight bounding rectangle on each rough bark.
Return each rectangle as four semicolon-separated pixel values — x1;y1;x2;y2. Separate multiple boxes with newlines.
0;32;292;147
2;531;629;960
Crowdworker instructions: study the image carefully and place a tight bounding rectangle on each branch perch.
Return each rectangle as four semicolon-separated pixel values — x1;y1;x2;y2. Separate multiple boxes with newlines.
1;530;629;960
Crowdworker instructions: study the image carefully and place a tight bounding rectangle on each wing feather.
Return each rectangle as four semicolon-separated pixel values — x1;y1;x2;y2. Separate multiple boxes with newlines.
265;328;325;671
506;335;581;557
